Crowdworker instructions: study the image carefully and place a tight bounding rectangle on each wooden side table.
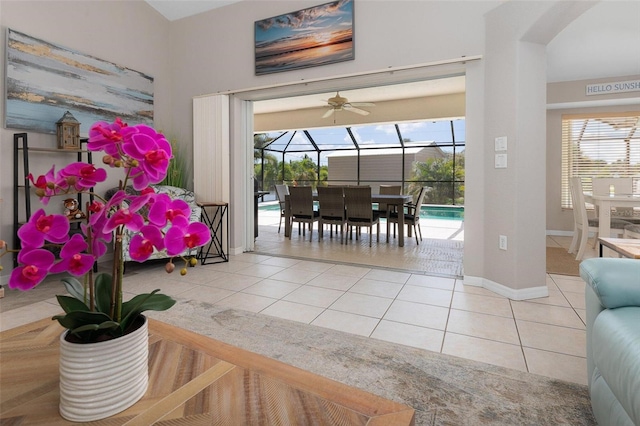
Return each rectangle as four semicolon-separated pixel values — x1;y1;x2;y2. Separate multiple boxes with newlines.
598;237;640;259
197;201;229;264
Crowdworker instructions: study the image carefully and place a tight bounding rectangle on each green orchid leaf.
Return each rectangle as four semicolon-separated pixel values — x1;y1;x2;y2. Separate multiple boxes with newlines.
96;321;120;330
60;277;87;302
52;310;113;331
71;321;120;334
94;273;114;314
120;291;176;331
56;295;89;314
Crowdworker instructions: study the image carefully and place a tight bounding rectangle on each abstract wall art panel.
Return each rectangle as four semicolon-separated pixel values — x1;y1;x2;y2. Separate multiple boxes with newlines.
5;29;154;135
255;0;354;75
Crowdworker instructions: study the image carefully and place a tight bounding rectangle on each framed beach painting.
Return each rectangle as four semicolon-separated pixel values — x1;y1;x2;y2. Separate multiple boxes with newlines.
254;0;354;75
5;29;154;135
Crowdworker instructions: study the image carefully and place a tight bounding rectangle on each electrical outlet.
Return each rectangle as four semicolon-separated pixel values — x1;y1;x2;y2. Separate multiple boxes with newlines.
499;235;508;250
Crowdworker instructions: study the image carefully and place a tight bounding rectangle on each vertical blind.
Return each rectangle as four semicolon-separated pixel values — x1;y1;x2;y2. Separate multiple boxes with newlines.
561;112;640;208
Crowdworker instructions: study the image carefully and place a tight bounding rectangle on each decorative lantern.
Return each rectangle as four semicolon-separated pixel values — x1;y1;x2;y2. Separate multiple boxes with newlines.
56;111;81;150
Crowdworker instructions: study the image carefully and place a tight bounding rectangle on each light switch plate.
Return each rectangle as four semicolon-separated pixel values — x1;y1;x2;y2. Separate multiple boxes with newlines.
495;136;507;152
495;153;507;168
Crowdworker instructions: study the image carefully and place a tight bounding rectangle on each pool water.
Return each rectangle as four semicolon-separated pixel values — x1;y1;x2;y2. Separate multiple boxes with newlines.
259;203;464;221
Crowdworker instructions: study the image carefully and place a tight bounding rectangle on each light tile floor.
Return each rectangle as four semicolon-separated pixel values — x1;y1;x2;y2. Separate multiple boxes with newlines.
0;215;594;386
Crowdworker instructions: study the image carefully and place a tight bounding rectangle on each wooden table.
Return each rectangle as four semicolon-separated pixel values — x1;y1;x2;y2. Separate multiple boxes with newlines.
0;318;415;425
598;237;640;259
284;193;413;246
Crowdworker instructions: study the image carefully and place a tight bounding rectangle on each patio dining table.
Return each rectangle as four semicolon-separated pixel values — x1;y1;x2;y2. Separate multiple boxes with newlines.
284;192;414;246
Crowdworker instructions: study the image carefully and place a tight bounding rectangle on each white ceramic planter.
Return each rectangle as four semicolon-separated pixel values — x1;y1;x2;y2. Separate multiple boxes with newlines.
58;316;149;422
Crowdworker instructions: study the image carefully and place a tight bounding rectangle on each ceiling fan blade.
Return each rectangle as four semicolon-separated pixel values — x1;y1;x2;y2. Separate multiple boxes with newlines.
344;105;370;116
322;108;335;118
350;102;376;107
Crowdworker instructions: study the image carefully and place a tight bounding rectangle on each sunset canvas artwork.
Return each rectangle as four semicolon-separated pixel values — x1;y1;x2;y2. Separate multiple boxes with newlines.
255;0;354;75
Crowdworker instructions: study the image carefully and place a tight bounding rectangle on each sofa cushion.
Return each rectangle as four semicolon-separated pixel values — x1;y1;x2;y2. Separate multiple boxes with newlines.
580;258;640;309
592;307;640;425
591;366;636;426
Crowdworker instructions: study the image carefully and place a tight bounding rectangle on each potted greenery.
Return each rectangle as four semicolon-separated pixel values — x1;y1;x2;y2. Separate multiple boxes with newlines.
0;118;210;421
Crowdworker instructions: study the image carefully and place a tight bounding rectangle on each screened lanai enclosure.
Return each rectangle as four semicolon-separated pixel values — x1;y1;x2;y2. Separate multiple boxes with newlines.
254;118;465;207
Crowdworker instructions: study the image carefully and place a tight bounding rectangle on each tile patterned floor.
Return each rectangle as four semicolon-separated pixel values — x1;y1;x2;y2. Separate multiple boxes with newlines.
0;217;593;386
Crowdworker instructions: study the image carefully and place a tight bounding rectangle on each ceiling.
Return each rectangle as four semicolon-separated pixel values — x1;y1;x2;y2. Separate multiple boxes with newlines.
145;0;241;21
145;1;639;113
253;76;466;115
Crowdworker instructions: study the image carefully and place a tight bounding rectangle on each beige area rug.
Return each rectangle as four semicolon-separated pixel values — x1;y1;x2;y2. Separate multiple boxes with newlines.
546;247;581;276
152;302;595;425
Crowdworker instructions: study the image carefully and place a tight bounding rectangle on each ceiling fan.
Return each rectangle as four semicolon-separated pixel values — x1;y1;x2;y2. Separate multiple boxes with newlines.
322;92;375;118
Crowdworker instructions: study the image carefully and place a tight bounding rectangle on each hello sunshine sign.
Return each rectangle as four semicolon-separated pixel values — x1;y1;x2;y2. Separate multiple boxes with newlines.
254;0;354;75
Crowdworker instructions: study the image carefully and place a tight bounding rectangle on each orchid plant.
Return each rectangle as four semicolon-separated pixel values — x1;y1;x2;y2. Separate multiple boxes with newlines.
0;119;211;343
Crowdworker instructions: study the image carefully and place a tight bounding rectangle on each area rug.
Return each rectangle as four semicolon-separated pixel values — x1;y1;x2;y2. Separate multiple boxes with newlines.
151;301;595;425
546;247;581;276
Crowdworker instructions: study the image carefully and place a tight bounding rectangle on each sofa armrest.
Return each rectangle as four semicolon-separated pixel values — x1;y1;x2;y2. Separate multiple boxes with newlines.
580;258;640;309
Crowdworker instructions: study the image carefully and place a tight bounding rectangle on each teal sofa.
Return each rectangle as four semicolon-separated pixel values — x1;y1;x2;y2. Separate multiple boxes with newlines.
580;258;640;426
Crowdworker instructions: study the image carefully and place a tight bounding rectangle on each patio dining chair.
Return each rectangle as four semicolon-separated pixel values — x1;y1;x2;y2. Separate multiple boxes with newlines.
317;186;346;243
275;184;289;233
344;186;381;246
387;186;428;245
378;184;402;238
288;185;319;241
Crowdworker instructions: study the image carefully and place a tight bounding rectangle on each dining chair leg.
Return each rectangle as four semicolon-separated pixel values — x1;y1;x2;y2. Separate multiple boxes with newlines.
576;227;589;260
568;225;579;254
278;216;282;233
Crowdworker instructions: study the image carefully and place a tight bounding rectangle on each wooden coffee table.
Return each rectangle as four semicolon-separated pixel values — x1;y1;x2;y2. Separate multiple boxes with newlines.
0;318;415;425
598;237;640;259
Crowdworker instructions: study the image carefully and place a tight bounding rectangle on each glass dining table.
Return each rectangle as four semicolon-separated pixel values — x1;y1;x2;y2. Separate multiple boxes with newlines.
283;192;414;246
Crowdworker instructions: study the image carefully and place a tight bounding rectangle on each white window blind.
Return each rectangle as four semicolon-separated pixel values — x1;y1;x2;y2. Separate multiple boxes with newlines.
561;112;640;208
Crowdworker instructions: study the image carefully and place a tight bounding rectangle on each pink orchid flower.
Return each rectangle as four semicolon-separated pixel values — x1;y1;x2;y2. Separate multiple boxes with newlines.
49;234;95;276
27;166;58;204
148;194;190;227
103;208;145;234
128;225;165;262
122;125;172;190
9;248;56;291
87;119;127;158
18;209;70;248
164;216;211;256
59;163;108;190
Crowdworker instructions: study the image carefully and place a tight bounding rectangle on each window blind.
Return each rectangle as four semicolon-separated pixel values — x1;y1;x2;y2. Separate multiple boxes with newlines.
561;112;640;208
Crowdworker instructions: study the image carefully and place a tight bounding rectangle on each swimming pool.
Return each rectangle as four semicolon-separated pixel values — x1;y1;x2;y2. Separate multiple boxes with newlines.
259;203;464;221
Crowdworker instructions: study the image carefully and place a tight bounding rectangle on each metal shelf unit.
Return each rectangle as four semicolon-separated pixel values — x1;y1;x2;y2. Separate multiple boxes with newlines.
12;133;93;266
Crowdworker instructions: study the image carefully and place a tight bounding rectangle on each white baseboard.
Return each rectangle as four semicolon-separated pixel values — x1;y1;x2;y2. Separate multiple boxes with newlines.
546;229;574;237
462;275;549;300
230;246;244;256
